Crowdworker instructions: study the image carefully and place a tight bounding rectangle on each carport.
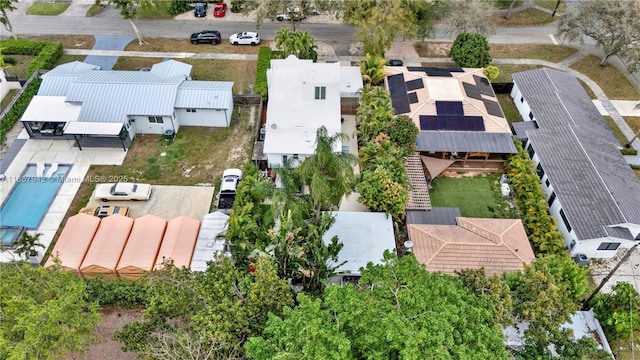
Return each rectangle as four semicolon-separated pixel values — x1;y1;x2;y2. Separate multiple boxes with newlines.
80;214;133;278
64;121;129;151
155;216;200;270
117;214;166;279
45;213;101;275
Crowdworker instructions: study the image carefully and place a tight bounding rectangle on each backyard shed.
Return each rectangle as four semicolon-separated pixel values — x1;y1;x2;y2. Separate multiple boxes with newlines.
80;214;133;278
190;211;229;272
44;213;101;275
154;216;200;270
116;214;167;279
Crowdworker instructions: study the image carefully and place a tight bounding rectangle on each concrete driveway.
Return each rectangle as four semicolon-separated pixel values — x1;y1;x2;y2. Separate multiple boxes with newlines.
86;185;215;220
84;35;135;70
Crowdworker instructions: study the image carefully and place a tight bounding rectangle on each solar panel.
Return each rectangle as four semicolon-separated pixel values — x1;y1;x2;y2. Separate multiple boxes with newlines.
406;67;464;77
408;92;419;104
463;82;482;100
387;73;411;114
419;115;485;131
405;78;424;91
387;73;406;95
483;99;504;117
473;75;494;97
436;101;464;116
392;94;411;114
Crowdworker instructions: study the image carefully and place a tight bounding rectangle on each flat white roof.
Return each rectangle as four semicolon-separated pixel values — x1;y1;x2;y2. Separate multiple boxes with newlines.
21;96;81;122
64;121;123;136
340;67;364;94
426;78;464;101
323;211;396;275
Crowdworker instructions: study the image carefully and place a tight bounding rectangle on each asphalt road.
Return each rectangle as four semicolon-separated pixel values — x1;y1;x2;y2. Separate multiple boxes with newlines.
2;7;559;44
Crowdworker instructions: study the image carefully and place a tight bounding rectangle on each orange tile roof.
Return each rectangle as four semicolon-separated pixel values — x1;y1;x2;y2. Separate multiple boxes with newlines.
408;217;534;276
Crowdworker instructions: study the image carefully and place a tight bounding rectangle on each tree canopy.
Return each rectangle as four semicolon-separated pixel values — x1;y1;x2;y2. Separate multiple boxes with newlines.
440;0;496;38
0;263;102;359
449;32;492;68
246;253;509;359
556;0;640;71
274;28;318;61
0;0;18;39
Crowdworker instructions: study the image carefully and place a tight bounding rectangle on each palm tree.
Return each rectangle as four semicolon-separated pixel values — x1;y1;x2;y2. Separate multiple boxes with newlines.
358;53;387;86
297;126;358;223
274;28;318;61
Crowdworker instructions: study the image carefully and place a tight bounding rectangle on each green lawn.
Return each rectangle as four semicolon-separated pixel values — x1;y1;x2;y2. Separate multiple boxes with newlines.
493;8;557;27
490;44;578;63
533;0;567;12
570;55;640;100
2;55;35;79
26;2;70;15
497;93;522;123
494;64;543;83
429;174;517;218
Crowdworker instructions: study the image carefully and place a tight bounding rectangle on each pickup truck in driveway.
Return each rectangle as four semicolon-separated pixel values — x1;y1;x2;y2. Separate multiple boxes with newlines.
217;168;242;212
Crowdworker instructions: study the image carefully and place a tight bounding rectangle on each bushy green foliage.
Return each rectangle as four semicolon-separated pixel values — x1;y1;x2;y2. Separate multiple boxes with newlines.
255;46;271;101
2;56;16;65
483;65;500;81
0;263;102;359
27;41;63;76
506;141;566;254
357;165;408;219
84;276;149;308
382;114;418;157
0;39;48;55
274;28;318;61
168;0;190;15
449;32;492;68
621;147;638;155
591;282;640;340
0;77;42;144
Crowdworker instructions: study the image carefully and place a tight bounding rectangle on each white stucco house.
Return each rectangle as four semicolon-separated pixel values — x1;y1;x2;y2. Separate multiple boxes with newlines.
511;68;640;260
20;60;234;149
0;69;21;105
262;55;363;169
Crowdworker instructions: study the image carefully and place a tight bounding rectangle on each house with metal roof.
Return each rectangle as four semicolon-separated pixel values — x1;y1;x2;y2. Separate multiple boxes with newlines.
511;67;640;259
261;55;363;169
384;67;517;175
20;60;234;149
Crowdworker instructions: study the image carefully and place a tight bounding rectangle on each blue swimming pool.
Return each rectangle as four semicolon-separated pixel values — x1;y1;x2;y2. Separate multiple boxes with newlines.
0;163;71;229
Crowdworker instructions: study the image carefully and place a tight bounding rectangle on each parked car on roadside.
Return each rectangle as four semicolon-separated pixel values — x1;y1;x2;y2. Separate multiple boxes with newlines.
94;182;152;202
229;31;260;45
275;8;305;21
79;205;130;218
213;2;227;17
388;59;404;66
190;30;222;45
194;2;207;17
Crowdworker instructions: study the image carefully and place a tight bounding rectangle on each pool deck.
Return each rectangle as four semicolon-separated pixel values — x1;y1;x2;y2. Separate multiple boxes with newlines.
0;131;127;262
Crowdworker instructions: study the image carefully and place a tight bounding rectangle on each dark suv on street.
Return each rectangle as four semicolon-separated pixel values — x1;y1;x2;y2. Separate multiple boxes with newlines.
190;30;222;45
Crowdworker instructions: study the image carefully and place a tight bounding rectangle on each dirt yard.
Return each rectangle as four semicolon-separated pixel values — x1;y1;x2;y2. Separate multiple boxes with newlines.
66;307;141;360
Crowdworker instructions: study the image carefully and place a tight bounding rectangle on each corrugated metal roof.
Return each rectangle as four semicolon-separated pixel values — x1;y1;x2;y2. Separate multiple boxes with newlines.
175;81;234;109
416;131;517;153
514;67;640;241
191;211;229;272
150;60;192;78
511;121;538;140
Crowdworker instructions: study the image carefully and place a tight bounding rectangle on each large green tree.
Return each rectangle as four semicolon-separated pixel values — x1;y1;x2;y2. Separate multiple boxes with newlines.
591;281;640;340
449;32;492;68
440;0;496;38
0;0;18;39
557;0;640;71
246;253;509;359
0;263;102;359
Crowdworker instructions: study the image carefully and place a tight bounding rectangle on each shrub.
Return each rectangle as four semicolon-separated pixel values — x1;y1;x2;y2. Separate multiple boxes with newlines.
0;78;42;144
3;56;16;65
255;46;272;101
84;276;148;308
27;42;63;76
449;32;492;68
621;147;638;155
169;0;191;15
0;39;48;55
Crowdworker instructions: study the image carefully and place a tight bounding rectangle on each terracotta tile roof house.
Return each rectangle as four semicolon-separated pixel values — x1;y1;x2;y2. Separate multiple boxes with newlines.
384;66;516;173
408;217;534;276
511;68;640;259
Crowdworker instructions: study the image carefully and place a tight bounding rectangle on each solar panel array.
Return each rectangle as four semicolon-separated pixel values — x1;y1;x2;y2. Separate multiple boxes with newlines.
473;75;495;97
408;92;419;104
420;115;485;131
405;78;425;91
387;73;411;114
436;101;464;116
463;82;482;100
483;99;504;117
406;67;465;77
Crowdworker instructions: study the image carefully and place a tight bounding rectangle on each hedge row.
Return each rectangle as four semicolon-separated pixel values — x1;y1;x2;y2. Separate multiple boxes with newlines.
0;39;64;77
506;141;566;255
0;78;42;144
255;46;271;101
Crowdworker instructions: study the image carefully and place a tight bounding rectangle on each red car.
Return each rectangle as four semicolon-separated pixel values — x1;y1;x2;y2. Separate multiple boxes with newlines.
213;2;227;17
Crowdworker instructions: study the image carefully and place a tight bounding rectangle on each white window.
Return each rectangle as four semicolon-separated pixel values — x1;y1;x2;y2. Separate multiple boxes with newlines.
148;116;164;124
315;86;326;100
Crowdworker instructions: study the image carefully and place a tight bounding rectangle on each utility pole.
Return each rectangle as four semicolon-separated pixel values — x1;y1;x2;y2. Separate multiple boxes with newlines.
582;243;639;311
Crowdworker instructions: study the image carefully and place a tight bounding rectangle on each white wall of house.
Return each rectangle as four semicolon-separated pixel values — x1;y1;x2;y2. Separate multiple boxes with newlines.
175;108;230;127
510;83;535;122
267;153;309;169
0;71;21;104
130;115;176;135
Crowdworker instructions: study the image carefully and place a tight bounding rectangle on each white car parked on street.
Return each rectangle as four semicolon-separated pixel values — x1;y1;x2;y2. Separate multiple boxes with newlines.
229;32;260;45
